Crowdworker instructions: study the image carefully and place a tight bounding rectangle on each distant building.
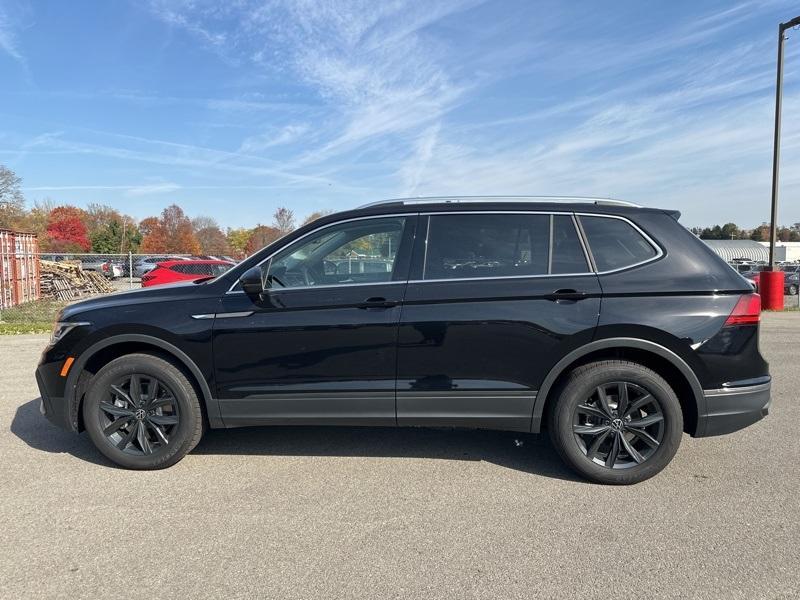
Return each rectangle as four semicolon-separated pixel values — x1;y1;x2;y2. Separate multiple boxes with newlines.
702;240;769;262
702;239;800;262
758;241;800;262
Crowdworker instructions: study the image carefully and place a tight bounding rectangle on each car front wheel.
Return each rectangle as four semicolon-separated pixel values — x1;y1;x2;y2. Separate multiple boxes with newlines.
83;353;204;469
549;360;683;485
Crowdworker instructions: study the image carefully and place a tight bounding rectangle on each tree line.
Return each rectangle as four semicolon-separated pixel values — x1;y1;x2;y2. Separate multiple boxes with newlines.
689;222;800;242
0;164;330;256
5;163;800;254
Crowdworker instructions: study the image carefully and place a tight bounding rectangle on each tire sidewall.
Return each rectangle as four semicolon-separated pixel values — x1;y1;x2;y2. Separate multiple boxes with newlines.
83;355;200;469
551;362;683;484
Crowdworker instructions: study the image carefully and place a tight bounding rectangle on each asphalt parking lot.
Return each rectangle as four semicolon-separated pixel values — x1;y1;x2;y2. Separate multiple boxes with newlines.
1;313;798;599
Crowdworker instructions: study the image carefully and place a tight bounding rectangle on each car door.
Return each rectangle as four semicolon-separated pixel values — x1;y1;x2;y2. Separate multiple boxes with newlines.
213;215;417;427
396;211;601;432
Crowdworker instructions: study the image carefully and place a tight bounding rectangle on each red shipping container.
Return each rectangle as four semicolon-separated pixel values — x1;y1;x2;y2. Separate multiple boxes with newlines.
0;229;40;309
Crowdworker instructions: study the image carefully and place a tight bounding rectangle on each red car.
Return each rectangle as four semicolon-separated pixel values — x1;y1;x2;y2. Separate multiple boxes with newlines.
141;260;234;287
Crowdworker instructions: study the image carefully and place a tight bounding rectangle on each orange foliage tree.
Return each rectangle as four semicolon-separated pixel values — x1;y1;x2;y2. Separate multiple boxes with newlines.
140;205;201;254
245;225;282;255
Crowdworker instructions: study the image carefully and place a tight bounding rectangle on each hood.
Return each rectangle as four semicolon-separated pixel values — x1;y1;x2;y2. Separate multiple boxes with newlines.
60;280;217;321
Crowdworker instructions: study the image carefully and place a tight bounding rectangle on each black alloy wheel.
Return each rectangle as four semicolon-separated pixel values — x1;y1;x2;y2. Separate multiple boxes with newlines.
572;381;664;469
83;353;204;469
549;360;683;485
99;374;180;456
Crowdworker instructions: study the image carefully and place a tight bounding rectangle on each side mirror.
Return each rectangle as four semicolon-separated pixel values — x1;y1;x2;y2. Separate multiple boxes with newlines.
239;266;264;296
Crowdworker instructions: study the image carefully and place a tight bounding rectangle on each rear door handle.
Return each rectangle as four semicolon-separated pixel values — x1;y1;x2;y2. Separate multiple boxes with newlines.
358;297;399;309
545;289;589;302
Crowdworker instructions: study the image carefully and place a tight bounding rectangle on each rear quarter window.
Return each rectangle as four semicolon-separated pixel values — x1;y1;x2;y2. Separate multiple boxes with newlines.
580;216;659;272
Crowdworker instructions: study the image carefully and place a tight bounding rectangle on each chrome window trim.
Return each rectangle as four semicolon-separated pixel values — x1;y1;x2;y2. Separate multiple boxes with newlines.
421;215;432;280
575;212;664;275
547;214;554;274
407;272;597;285
225;209;662;293
573;213;597;272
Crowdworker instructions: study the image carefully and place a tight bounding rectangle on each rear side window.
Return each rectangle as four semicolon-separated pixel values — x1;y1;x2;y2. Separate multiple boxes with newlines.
423;213;590;280
551;215;589;274
186;264;212;276
580;216;658;271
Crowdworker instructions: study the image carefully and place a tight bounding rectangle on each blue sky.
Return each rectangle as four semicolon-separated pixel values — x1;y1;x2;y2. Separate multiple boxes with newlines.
1;0;799;228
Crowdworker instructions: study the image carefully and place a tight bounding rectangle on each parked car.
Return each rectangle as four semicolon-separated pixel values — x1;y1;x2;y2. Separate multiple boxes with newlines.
80;257;123;279
132;256;190;278
140;259;234;287
37;197;770;484
785;273;799;296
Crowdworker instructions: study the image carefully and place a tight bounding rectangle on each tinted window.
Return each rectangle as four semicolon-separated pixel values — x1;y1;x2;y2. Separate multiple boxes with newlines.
552;215;589;274
210;263;233;276
580;216;658;271
424;214;550;280
185;264;210;275
266;217;407;288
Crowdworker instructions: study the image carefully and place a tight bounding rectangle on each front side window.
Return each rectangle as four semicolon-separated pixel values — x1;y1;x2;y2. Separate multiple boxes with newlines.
265;217;407;289
580;215;659;271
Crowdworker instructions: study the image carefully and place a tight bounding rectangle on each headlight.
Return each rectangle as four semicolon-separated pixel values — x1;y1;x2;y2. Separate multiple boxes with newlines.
50;321;90;345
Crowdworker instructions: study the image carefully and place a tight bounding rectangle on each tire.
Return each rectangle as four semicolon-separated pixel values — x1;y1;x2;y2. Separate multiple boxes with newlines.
548;360;683;485
82;353;204;469
789;285;798;296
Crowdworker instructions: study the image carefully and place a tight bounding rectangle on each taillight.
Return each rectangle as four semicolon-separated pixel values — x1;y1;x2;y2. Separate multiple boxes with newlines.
724;293;761;326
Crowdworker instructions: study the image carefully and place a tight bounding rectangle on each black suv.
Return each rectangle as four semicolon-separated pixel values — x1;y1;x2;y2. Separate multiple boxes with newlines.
36;197;770;484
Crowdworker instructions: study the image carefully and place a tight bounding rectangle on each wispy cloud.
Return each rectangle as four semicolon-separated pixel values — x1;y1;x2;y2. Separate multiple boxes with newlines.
0;2;26;64
238;123;310;153
125;182;181;197
145;0;484;164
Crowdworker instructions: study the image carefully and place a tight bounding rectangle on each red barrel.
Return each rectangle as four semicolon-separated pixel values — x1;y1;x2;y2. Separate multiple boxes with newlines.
760;270;785;310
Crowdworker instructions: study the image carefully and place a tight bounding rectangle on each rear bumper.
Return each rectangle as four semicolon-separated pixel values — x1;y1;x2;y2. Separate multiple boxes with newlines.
696;378;771;437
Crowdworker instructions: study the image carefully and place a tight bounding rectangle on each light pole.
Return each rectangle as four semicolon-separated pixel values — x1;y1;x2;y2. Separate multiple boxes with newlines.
763;15;800;310
768;16;800;265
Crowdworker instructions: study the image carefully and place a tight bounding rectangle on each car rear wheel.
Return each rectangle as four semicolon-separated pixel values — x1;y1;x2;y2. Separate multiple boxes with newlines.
789;284;798;296
83;353;204;469
549;360;683;485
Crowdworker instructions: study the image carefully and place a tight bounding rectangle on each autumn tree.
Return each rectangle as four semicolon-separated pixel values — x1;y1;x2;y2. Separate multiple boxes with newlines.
191;216;218;231
140;205;200;254
17;199;54;237
272;207;295;234
246;224;282;255
302;210;333;226
750;225;770;241
81;203;141;253
43;206;91;252
226;228;253;257
0;165;26;228
196;226;231;255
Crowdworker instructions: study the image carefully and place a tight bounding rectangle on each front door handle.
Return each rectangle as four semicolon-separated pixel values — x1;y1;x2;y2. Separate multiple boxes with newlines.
545;289;589;302
358;297;399;309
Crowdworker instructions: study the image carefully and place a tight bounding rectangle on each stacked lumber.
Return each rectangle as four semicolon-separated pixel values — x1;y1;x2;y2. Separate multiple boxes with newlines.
39;260;115;300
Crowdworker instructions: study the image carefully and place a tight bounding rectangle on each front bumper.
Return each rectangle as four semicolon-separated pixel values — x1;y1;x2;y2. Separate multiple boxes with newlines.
36;367;76;431
696;378;771;437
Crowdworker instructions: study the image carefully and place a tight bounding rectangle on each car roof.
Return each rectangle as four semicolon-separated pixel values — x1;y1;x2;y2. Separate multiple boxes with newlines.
318;196;679;222
157;259;232;266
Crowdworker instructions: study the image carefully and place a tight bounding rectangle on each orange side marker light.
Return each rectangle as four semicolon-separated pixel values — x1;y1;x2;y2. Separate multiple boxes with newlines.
60;357;75;377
